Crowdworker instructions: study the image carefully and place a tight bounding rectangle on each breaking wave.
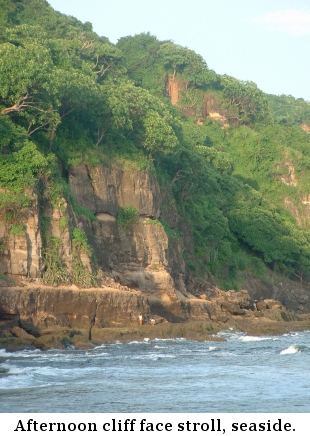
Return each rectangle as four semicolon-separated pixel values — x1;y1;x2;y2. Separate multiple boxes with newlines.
280;345;302;354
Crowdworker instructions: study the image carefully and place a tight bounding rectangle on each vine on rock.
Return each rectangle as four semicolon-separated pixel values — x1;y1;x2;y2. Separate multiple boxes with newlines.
42;235;70;286
71;228;97;288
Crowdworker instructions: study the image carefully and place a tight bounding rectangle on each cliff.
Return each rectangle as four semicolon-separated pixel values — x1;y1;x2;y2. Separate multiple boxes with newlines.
1;163;310;349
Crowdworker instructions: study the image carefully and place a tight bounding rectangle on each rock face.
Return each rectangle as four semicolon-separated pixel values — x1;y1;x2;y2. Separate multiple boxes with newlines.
166;75;188;106
0;287;149;336
69;165;161;218
0;193;42;277
1;163;310;338
69;164;189;320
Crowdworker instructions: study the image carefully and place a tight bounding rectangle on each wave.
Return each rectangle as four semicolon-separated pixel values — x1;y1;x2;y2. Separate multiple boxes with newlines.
216;331;245;340
241;336;273;342
93;344;106;350
280;345;302;355
131;353;176;361
0;365;9;374
154;338;176;342
0;349;42;359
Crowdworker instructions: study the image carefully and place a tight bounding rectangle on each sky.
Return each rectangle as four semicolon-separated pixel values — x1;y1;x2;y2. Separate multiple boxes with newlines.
47;0;310;101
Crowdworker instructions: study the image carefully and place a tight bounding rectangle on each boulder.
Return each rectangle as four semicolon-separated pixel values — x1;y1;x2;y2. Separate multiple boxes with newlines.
221;301;246;316
11;326;35;343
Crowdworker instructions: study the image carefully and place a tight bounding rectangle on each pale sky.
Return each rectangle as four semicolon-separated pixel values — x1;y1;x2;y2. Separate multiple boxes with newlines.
47;0;310;101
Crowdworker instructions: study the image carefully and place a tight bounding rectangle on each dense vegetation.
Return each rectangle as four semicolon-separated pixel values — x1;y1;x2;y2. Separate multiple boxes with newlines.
1;0;310;289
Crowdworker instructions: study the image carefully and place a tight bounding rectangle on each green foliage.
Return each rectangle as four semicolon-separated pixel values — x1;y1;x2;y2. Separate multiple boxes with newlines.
61;336;73;348
2;206;26;238
10;223;25;236
267;94;310;126
221;75;269;123
2;1;310;290
71;228;97;288
0;191;31;212
158;42;219;88
159;220;181;240
59;217;68;233
0;140;48;191
117;33;166;94
144;218;163;227
116;206;139;226
40;215;50;239
42;236;70;286
71;228;92;255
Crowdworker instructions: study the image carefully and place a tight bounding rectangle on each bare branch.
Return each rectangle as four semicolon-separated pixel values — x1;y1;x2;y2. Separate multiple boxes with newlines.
171;170;186;185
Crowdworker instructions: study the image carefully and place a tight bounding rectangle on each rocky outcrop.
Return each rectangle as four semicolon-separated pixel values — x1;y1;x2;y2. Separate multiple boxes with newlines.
0;286;149;336
0;193;42;277
69;164;189;320
69;165;161;218
166;75;188;106
301;123;310;133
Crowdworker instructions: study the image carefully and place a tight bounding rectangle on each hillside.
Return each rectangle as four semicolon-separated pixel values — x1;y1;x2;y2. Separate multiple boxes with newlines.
1;1;310;344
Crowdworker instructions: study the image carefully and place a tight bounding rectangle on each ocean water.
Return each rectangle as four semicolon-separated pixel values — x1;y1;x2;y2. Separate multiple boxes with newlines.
1;330;310;413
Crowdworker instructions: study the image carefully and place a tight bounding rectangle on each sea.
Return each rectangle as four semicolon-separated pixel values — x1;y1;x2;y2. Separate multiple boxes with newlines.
1;329;310;413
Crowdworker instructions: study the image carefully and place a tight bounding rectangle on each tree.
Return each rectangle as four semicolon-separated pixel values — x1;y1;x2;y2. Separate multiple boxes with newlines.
221;75;269;123
142;109;178;157
158;42;218;88
94;79;178;154
0;40;60;136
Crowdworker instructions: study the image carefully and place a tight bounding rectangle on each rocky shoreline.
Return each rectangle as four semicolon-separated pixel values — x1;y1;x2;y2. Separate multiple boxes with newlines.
1;313;310;352
1;278;310;352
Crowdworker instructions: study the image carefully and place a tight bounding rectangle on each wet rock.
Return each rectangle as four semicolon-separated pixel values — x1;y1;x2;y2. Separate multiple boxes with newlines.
221;301;246;316
11;326;35;343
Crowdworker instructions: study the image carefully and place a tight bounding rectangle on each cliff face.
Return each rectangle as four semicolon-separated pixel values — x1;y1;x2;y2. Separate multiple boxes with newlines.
0;286;149;335
1;163;310;337
0;191;42;277
0;163;193;331
69;164;189;320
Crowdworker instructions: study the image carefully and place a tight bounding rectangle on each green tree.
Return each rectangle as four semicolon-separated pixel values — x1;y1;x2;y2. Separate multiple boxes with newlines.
0;40;60;136
221;75;269;123
158;42;218;87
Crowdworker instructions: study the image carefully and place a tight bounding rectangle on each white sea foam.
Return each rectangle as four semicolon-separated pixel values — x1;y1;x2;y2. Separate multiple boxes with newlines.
127;339;150;345
132;353;176;360
88;352;110;358
154;338;176;342
4;365;31;375
93;344;106;350
1;349;42;359
241;336;273;342
216;331;244;340
208;346;216;351
280;345;301;355
154;345;168;349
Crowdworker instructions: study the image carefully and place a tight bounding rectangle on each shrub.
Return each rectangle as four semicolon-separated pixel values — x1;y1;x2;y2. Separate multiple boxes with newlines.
10;224;25;236
144;218;163;227
71;228;97;288
42;236;70;286
116;206;139;226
